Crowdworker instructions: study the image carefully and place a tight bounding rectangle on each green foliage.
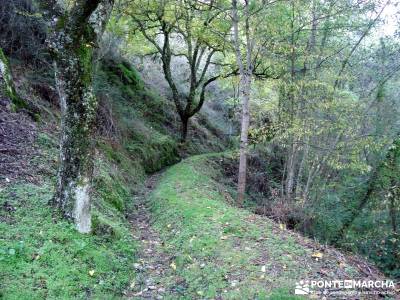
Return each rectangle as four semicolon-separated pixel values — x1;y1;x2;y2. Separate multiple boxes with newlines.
93;157;130;212
103;59;144;92
77;42;94;87
125;133;179;173
365;233;400;278
96;139;144;188
247;65;400;278
124;0;230;58
269;288;306;300
340;137;400;278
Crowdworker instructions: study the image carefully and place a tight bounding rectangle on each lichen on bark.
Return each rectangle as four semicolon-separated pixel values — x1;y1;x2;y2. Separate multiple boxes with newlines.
49;0;114;233
52;41;98;233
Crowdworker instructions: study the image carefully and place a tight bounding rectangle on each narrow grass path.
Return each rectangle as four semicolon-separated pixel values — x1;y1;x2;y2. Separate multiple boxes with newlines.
126;172;179;299
126;153;385;300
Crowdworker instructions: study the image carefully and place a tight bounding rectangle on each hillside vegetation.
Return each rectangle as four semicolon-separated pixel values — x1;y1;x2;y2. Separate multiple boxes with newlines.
1;56;385;299
1;0;400;299
0;58;229;299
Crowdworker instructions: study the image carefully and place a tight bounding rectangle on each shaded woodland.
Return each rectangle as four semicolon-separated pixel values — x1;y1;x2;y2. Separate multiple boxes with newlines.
0;0;399;298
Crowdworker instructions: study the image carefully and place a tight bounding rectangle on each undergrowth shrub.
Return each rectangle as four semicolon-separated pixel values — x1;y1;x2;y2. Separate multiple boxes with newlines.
0;0;47;65
95;58;180;173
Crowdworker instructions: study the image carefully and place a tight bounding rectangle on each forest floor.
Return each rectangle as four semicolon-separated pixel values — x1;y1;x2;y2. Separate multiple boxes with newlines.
122;153;391;299
126;172;176;299
0;102;40;186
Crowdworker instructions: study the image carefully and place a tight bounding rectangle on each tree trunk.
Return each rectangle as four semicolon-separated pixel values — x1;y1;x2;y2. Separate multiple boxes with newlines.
48;0;113;233
389;185;398;234
285;142;297;200
237;72;251;205
232;0;253;206
180;116;189;143
295;141;309;199
52;46;97;233
285;0;297;201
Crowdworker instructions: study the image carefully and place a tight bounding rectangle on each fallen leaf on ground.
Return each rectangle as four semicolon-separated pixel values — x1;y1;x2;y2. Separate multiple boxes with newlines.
261;265;266;272
312;252;323;259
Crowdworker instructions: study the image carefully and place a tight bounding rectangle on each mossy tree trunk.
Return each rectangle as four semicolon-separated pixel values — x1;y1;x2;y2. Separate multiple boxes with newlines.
180;115;189;143
47;0;114;233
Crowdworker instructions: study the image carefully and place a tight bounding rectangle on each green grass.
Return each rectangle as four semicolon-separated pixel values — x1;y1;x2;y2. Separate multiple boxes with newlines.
149;154;309;299
0;182;137;299
0;130;139;299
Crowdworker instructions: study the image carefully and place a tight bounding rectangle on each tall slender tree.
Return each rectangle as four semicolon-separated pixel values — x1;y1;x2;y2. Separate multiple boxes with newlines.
232;0;253;205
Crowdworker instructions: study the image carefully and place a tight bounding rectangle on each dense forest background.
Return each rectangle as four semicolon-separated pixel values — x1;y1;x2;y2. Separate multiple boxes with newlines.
0;0;399;298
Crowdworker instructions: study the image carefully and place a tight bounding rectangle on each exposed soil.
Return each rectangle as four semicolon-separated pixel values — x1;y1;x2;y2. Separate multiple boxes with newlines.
0;98;40;186
125;172;177;299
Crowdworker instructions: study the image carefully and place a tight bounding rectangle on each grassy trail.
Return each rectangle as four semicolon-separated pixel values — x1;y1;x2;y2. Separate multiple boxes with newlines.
126;172;176;299
124;153;383;299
